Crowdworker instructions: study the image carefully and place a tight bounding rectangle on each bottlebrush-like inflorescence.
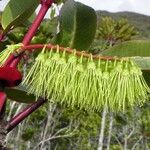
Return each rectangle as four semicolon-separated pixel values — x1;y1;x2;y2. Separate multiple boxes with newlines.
0;44;22;65
0;44;150;111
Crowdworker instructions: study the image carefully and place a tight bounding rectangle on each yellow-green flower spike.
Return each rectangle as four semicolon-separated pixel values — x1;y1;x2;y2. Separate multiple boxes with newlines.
0;43;22;65
22;46;150;112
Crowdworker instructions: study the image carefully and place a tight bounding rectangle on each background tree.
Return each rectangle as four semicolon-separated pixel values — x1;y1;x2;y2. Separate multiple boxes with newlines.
96;16;138;47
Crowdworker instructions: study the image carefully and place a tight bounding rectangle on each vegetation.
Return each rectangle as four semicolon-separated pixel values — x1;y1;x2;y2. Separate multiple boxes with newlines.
96;17;138;46
102;40;150;57
97;11;150;39
0;0;150;150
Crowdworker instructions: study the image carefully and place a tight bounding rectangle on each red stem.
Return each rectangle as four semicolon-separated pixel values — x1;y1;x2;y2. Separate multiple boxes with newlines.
0;0;53;126
21;44;122;61
22;2;52;45
0;92;6;115
6;98;47;133
4;0;54;68
3;54;16;67
0;34;5;43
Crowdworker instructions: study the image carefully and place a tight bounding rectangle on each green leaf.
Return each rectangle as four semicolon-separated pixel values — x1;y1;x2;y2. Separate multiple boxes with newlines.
115;114;127;125
131;57;150;86
1;0;39;32
102;40;150;57
132;57;150;70
5;87;36;103
101;40;150;85
21;12;37;27
56;0;97;50
50;7;56;19
142;70;150;87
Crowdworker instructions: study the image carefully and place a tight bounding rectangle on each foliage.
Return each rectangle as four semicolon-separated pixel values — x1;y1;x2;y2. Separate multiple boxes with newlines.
1;0;38;33
6;103;100;149
101;39;150;86
5;87;36;103
97;10;150;39
55;0;97;50
102;40;150;57
96;16;138;46
1;0;150;149
0;0;97;105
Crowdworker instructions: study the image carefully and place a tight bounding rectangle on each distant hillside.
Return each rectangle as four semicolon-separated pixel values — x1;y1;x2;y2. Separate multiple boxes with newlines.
96;11;150;39
1;10;150;38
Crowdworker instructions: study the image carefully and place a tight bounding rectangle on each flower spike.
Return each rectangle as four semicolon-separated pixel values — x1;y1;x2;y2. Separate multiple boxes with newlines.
22;45;150;112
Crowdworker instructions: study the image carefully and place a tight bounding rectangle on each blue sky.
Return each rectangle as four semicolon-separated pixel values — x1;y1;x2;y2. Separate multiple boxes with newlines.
0;0;150;16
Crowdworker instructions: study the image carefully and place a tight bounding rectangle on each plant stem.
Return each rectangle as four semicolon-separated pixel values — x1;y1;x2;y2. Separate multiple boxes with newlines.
0;1;54;143
0;80;7;116
22;1;53;46
0;0;53;119
0;92;6;116
18;44;123;61
106;112;113;150
6;98;47;133
0;34;5;43
98;106;107;150
0;85;7;148
4;0;54;68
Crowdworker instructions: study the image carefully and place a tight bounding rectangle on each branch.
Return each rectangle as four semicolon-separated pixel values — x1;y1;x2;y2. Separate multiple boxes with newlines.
111;133;123;149
126;127;135;140
131;136;143;150
6;98;47;133
33;132;75;150
20;44;123;61
47;133;74;141
40;103;55;149
52;127;70;137
7;102;16;121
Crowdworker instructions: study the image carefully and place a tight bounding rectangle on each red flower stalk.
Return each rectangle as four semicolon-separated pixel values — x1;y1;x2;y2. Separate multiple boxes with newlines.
20;44;122;61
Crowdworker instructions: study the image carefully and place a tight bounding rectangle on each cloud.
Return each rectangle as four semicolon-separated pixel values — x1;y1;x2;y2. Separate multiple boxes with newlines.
76;0;150;16
76;0;122;11
118;0;150;15
118;0;134;11
0;0;9;9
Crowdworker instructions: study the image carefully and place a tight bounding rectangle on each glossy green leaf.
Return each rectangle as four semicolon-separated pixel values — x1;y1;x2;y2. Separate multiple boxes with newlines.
21;12;37;27
131;57;150;86
101;39;150;85
1;0;39;31
56;0;97;50
102;40;150;57
5;87;36;103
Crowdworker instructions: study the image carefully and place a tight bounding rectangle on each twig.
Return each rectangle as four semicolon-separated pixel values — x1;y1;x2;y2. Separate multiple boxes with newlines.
126;127;135;139
33;133;75;150
111;133;123;149
131;136;143;150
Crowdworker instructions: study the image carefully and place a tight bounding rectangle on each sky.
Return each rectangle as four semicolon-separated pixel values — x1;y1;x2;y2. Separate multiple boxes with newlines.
0;0;150;16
